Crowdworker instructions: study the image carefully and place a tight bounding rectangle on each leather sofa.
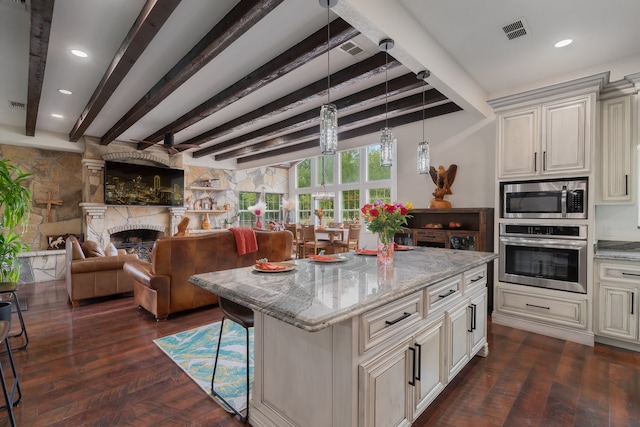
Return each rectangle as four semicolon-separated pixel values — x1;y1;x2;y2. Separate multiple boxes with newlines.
123;229;293;320
65;236;139;307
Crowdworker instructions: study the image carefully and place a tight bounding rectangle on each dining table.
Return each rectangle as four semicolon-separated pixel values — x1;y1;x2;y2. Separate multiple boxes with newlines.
303;226;348;254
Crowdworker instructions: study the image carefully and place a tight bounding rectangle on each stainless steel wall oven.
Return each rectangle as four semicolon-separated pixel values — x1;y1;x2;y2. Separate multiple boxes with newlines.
499;224;587;294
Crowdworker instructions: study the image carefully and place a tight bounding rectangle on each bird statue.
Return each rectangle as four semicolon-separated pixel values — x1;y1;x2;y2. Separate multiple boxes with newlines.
428;164;457;208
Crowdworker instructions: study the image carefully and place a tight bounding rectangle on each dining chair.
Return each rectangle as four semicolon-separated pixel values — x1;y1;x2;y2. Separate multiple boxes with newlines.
334;225;361;253
300;224;330;258
284;223;300;258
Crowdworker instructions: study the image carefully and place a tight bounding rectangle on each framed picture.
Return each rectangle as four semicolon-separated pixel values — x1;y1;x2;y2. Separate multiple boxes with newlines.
47;233;84;250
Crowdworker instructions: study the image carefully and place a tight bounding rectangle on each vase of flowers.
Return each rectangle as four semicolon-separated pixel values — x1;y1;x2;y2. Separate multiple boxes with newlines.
314;208;324;228
248;201;266;229
361;200;413;267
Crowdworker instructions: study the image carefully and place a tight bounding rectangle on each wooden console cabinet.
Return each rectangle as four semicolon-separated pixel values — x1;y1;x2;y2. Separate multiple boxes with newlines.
405;208;494;252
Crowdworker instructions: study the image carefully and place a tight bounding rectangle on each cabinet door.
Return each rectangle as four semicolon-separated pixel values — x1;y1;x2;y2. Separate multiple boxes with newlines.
411;318;445;419
446;301;470;381
600;96;634;203
469;289;488;357
359;338;413;427
597;282;638;341
497;107;539;178
541;95;591;175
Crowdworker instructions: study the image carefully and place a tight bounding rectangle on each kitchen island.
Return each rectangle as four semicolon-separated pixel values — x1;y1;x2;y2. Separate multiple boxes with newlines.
190;247;497;427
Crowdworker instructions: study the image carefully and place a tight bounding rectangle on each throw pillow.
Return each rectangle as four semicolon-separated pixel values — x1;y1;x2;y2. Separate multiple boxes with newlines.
104;243;119;256
81;241;106;257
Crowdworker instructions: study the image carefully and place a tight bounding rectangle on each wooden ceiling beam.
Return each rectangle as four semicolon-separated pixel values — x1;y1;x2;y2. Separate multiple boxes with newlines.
26;0;55;137
190;56;415;158
99;0;285;146
235;102;462;164
214;91;448;161
139;17;359;146
68;0;181;142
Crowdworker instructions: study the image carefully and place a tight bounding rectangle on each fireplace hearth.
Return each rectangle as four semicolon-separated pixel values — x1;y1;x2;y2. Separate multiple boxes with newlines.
110;229;163;262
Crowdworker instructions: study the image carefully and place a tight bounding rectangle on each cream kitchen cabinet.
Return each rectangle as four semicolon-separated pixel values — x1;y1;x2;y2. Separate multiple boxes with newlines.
599;95;636;203
595;261;640;344
359;316;446;427
497;94;593;179
446;287;488;381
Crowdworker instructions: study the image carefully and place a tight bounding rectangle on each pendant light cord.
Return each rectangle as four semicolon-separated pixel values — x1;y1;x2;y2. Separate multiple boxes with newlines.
422;80;426;141
384;50;389;125
326;6;331;104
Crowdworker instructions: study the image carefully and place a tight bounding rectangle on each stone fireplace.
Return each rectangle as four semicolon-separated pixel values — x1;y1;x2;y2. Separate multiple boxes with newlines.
79;144;186;248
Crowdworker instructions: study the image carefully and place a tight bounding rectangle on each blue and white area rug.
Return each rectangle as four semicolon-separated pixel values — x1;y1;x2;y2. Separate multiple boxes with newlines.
153;321;254;413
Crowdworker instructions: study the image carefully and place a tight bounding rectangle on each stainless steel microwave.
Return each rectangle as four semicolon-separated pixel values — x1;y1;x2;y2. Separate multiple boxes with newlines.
502;179;587;219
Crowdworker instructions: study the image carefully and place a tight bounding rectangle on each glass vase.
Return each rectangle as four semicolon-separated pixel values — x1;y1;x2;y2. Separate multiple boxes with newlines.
255;215;262;229
377;234;395;266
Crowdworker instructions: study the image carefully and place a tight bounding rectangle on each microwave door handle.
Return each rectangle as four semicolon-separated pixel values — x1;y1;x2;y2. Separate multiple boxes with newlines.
561;188;567;217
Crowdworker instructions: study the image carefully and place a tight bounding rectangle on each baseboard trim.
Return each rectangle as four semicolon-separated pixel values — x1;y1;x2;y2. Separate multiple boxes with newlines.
492;312;594;346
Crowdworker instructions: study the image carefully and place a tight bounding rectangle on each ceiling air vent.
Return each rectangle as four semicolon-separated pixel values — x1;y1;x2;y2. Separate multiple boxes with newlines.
502;17;530;40
8;101;25;111
339;41;363;56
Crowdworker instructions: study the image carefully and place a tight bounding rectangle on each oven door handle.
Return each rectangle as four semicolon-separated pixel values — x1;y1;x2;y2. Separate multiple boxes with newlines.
499;236;587;250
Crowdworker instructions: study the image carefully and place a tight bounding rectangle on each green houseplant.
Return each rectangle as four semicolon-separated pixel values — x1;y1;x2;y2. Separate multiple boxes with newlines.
0;159;32;282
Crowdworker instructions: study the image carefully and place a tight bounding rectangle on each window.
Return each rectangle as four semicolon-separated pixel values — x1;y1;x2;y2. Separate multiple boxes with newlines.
340;149;360;184
238;191;281;227
296;159;311;188
342;189;360;222
368;188;391;204
298;193;311;224
289;143;394;228
367;145;391;181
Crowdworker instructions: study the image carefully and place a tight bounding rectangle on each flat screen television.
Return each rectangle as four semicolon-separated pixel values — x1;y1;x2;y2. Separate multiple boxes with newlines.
104;161;184;206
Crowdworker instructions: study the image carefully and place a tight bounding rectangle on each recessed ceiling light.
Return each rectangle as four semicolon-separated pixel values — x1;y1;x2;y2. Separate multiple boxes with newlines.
554;39;573;48
58;89;72;95
51;113;64;119
70;49;88;58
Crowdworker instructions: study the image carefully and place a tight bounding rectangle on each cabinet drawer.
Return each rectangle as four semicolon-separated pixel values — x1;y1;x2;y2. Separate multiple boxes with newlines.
497;287;587;329
463;264;487;295
599;262;640;283
360;291;423;354
425;274;462;314
414;229;449;244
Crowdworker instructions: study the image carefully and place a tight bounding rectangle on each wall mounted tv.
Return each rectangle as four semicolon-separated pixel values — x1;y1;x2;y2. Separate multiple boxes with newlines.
104;161;184;206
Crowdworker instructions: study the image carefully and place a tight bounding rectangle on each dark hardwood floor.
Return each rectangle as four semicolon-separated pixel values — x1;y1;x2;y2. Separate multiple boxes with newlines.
1;280;639;426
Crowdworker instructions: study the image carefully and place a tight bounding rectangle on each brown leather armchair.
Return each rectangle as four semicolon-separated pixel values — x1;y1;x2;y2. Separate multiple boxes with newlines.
65;236;138;307
123;229;293;320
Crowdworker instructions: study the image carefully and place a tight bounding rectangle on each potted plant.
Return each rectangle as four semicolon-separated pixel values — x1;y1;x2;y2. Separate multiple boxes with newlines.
0;159;32;282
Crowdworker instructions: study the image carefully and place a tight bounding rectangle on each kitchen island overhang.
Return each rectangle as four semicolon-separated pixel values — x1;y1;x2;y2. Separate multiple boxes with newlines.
189;248;498;427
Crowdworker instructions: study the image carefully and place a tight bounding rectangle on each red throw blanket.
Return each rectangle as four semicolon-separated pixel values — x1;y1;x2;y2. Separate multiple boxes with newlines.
230;227;258;255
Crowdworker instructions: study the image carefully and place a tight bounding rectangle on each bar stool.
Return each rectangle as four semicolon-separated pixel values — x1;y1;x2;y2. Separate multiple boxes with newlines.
0;283;28;350
0;304;22;427
211;297;253;423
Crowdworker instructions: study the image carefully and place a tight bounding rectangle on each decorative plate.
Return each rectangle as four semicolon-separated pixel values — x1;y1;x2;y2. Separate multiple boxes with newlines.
253;262;297;273
308;255;348;263
355;249;378;256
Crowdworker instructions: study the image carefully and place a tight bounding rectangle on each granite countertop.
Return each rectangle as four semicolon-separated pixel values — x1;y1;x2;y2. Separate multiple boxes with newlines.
189;247;497;332
594;240;640;261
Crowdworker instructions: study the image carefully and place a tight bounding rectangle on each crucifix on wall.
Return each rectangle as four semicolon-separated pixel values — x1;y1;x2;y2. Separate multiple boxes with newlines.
35;190;63;223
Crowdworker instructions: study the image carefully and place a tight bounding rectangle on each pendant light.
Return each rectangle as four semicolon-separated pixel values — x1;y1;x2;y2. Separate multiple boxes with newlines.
319;0;338;155
379;38;395;167
312;155;335;199
416;70;431;174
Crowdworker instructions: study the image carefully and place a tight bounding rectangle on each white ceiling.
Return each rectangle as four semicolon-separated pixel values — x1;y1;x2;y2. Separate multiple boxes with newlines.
2;0;640;167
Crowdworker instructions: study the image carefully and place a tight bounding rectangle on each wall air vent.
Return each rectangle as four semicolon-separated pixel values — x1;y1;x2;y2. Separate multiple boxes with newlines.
339;41;363;56
8;101;26;110
502;17;530;40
